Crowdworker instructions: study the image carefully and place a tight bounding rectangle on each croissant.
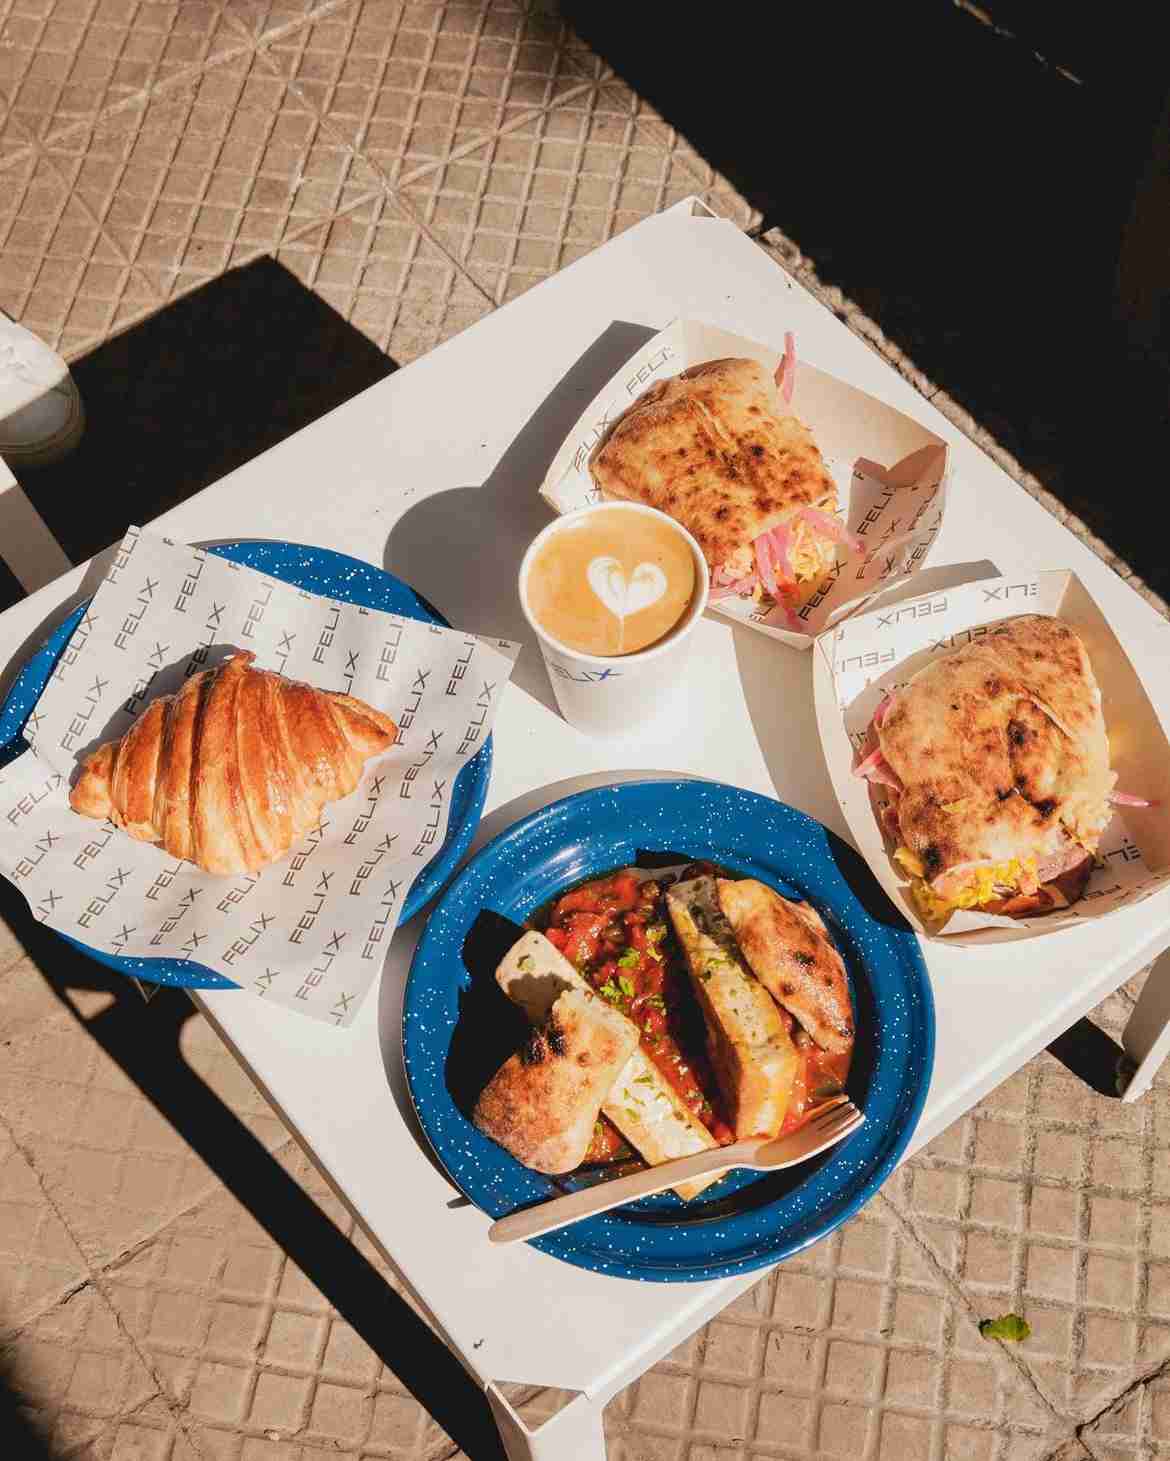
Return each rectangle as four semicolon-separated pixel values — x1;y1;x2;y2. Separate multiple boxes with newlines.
69;651;398;876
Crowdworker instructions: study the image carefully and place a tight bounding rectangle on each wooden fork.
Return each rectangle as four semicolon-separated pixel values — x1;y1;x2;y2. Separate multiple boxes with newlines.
488;1096;864;1245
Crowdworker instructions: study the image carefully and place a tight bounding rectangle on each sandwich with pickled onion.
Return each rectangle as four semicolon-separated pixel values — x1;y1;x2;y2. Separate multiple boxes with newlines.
589;339;859;626
856;615;1150;926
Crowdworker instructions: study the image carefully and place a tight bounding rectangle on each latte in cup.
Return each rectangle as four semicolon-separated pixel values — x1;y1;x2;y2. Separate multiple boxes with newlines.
526;507;697;656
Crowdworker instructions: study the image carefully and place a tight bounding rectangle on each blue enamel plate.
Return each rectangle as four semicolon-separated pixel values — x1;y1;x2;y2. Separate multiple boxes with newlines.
0;541;492;991
404;780;933;1282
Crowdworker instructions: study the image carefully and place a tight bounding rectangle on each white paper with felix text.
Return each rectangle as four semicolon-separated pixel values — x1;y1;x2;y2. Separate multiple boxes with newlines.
0;529;519;1023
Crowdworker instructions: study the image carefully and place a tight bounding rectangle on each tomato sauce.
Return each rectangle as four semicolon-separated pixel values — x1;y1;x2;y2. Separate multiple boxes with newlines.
539;867;851;1167
541;870;736;1154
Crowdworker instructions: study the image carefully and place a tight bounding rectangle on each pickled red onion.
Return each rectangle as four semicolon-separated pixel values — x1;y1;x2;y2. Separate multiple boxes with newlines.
709;575;755;600
854;746;901;789
799;506;865;556
873;695;894;727
1111;792;1155;807
767;523;795;584
754;534;782;599
775;331;797;404
854;746;885;778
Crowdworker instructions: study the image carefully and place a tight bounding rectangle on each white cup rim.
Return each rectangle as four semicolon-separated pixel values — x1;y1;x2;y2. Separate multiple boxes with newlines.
519;502;710;667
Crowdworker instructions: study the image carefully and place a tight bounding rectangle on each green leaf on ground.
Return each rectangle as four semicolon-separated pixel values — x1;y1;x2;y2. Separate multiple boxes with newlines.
979;1314;1031;1343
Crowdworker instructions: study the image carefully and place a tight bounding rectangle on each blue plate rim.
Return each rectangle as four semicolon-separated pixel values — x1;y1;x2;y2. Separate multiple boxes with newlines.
0;538;493;991
403;777;935;1283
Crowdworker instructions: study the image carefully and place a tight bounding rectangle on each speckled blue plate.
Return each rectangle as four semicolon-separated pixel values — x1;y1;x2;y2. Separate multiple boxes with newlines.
0;541;492;991
404;779;933;1282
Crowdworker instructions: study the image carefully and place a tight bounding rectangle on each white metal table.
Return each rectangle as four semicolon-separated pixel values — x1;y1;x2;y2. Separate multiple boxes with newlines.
2;199;1169;1461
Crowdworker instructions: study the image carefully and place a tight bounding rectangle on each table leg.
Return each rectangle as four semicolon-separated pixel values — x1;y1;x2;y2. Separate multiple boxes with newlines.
0;474;72;593
1118;948;1170;1102
486;1384;605;1461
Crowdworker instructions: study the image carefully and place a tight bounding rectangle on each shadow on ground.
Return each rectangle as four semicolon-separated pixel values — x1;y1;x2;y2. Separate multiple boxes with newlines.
3;257;396;612
564;1;1170;600
0;1361;55;1461
0;860;507;1460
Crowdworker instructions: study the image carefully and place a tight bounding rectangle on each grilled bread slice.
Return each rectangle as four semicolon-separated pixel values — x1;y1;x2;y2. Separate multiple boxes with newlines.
472;986;639;1174
667;876;800;1139
716;878;854;1055
496;930;723;1200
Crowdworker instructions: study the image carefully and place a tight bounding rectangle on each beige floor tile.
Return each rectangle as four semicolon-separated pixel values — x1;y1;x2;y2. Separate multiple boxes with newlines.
99;1141;454;1458
102;1397;197;1461
0;1282;160;1456
0;954;85;1045
0;97;38;171
0;146;161;355
0;1120;88;1334
275;191;491;361
223;0;357;47
0;908;28;974
886;1045;1169;1425
0;0;250;151
398;75;757;308
602;1193;1069;1461
40;44;385;305
1082;1383;1150;1460
261;0;600;187
0;997;290;1270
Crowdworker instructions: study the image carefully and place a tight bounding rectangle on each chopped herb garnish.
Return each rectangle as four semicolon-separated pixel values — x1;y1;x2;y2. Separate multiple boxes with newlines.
617;974;636;998
599;980;623;1003
634;1073;655;1086
517;954;534;972
617;948;640;969
644;994;666;1011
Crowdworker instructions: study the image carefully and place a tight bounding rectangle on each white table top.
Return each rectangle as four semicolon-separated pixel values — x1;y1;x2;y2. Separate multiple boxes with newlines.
3;199;1169;1398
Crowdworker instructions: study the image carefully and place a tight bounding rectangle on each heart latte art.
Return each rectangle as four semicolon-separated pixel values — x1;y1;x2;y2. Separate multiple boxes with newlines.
527;508;697;656
586;557;668;620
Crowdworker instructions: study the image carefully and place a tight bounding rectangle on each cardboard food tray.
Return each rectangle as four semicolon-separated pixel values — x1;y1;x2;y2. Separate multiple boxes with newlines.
813;570;1170;944
538;319;950;649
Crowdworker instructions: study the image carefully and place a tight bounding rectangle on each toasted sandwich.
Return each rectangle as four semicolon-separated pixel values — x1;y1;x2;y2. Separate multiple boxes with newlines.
666;875;801;1138
856;615;1117;925
715;878;854;1055
589;353;858;618
495;930;724;1199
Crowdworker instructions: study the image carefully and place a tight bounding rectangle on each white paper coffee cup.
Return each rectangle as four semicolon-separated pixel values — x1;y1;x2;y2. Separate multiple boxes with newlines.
519;503;710;737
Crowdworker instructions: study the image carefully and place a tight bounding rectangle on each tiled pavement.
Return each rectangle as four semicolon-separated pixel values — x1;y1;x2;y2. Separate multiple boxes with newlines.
2;3;1170;1459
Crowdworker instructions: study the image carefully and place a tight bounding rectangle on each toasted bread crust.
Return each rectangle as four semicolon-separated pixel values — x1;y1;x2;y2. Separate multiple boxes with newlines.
590;358;836;576
667;877;800;1139
473;986;639;1175
878;616;1114;888
716;878;854;1054
494;931;721;1198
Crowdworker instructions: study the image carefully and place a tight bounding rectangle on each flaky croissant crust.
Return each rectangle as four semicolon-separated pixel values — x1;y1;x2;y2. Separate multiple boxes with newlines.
69;651;398;876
